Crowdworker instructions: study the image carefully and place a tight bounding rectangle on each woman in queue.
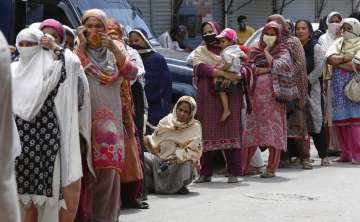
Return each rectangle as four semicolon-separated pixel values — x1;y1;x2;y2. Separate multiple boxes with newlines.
143;96;202;194
75;9;138;221
242;22;293;178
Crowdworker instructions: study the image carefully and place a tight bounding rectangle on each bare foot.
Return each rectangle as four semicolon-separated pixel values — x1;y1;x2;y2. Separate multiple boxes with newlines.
220;110;231;122
321;157;331;166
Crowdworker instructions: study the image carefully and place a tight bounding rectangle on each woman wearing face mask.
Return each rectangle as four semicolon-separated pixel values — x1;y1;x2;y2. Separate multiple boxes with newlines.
242;22;292;178
11;27;67;221
143;96;202;194
325;18;360;164
267;14;309;170
75;9;138;221
319;12;343;50
295;19;330;166
39;18;91;222
319;12;343;155
190;21;251;184
128;29;172;133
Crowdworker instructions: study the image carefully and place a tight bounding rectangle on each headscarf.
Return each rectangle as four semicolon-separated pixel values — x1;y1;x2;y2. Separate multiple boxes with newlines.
63;25;75;38
144;96;202;165
39;19;65;42
192;21;222;67
82;9;107;29
269;15;308;108
249;22;296;101
107;19;124;41
326;18;360;57
200;21;221;36
157;96;198;133
295;19;316;74
319;12;343;48
75;9;120;84
129;29;156;54
11;28;62;121
267;14;289;38
250;22;286;66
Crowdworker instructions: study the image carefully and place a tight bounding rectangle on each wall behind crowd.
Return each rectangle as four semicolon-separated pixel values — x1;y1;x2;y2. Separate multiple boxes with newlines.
131;0;357;44
228;0;355;29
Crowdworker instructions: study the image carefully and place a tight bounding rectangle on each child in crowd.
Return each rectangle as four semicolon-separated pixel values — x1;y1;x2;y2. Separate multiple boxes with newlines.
215;28;247;122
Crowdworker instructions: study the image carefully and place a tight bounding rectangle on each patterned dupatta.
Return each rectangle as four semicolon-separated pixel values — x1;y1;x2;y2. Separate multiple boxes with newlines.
249;22;298;103
75;48;126;84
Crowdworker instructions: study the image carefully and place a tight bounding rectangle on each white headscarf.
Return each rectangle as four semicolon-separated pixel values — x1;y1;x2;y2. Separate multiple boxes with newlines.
11;28;62;121
325;18;360;58
319;12;343;49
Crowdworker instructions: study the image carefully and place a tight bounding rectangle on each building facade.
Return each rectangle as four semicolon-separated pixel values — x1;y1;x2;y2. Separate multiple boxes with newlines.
130;0;359;39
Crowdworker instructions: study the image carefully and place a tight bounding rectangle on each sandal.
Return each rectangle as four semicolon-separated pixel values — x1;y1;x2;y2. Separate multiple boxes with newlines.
302;160;313;170
177;186;190;195
194;176;211;183
124;199;149;209
260;172;275;178
227;175;239;183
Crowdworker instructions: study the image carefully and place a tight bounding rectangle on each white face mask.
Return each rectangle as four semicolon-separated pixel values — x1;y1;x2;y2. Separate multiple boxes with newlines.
17;46;38;58
343;31;358;40
328;23;340;35
263;35;277;47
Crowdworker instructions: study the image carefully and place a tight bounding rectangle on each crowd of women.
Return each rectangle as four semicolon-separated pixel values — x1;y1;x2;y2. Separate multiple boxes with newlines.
1;7;360;222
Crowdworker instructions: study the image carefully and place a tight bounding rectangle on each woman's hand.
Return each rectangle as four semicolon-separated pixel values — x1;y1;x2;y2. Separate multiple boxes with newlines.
328;54;353;66
213;68;226;78
343;54;353;63
166;155;178;165
264;44;271;52
99;32;118;53
221;79;231;88
77;26;87;52
255;67;270;75
40;34;57;51
264;46;273;66
227;73;242;82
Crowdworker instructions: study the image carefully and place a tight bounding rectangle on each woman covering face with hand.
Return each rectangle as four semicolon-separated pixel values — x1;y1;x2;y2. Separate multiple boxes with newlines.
75;9;138;222
11;27;67;222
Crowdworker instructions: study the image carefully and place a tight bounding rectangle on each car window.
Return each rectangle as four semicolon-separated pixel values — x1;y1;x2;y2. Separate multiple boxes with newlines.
77;0;160;46
14;1;72;38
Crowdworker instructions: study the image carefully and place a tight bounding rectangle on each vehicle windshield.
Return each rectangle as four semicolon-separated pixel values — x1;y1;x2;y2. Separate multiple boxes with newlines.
76;0;160;46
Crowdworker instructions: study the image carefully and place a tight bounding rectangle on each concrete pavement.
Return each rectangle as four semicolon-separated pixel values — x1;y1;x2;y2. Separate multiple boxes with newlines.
120;152;360;222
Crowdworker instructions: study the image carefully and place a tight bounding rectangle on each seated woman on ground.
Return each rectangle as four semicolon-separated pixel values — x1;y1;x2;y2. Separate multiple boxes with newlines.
143;96;202;194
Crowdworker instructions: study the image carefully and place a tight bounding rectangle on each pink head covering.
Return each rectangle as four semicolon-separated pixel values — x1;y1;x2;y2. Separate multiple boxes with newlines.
216;28;237;43
39;19;65;41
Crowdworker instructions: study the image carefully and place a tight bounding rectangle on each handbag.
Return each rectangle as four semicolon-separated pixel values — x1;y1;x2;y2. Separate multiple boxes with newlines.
344;72;360;102
271;65;299;103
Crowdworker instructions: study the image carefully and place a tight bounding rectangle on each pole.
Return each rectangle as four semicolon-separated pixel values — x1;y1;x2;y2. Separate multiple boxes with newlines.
224;0;228;27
